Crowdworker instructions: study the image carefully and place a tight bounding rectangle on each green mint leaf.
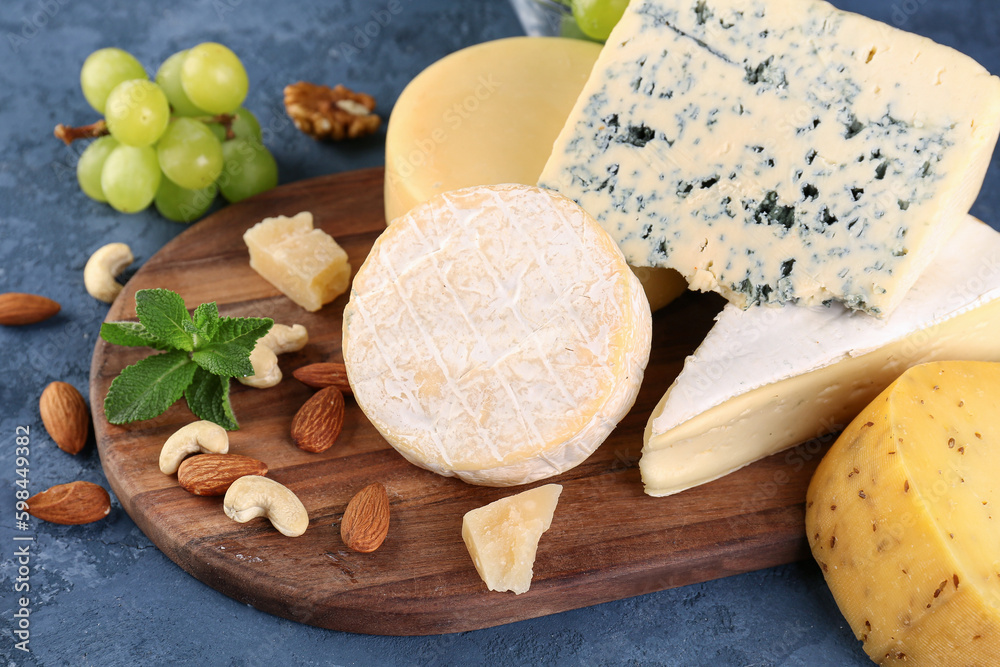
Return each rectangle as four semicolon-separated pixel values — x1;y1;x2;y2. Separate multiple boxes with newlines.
103;350;197;424
185;366;238;430
212;316;273;353
192;342;256;377
190;314;273;377
192;302;221;341
100;321;169;350
101;291;271;427
135;288;195;352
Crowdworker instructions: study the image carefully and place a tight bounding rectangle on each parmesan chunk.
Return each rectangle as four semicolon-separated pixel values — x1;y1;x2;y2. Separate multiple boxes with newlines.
462;484;562;595
243;211;351;312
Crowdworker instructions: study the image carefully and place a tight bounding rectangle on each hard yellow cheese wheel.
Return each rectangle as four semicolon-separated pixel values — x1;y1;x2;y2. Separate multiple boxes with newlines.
806;361;1000;665
383;36;686;311
343;184;652;486
384;36;602;223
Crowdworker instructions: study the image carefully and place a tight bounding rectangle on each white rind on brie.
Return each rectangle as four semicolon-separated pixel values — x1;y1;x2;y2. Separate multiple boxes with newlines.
343;184;652;486
642;216;1000;496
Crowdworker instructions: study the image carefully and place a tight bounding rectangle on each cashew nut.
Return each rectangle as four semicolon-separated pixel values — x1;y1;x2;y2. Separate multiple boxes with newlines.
159;420;229;474
240;344;281;388
259;323;309;354
223;475;309;537
238;323;309;388
84;242;133;303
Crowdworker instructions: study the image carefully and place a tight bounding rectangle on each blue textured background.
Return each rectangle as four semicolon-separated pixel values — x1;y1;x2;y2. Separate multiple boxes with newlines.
1;1;998;665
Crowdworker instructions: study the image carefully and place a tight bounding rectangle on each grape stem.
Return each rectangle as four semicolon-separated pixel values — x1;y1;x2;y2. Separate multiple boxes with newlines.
53;119;108;145
53;112;237;146
203;113;237;140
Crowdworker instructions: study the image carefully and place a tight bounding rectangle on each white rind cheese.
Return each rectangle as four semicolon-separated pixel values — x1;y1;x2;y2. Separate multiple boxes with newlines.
539;0;1000;316
343;184;652;486
642;216;1000;496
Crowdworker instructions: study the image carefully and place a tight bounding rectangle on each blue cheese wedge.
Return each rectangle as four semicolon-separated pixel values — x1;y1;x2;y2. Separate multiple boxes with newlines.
539;0;1000;316
343;184;652;486
642;216;1000;497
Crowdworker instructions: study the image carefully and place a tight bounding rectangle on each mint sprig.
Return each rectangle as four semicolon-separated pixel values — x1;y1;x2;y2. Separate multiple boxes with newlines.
100;288;272;430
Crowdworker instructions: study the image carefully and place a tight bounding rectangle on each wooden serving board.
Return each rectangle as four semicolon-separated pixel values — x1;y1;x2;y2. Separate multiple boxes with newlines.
90;167;826;636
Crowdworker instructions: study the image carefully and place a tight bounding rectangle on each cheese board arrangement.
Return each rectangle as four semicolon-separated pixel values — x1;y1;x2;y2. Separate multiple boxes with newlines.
69;0;1000;660
90;167;826;635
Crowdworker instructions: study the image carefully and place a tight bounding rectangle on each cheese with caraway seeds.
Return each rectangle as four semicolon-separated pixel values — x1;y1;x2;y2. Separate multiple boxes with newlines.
462;484;562;595
806;361;1000;665
383;36;687;312
342;184;652;486
539;0;1000;316
642;216;1000;497
243;212;351;312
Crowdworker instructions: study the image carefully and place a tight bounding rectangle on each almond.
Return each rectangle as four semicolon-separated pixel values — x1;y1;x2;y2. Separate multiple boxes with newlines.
39;381;90;455
0;292;61;326
341;482;390;553
290;386;345;453
27;481;111;525
177;454;269;496
292;362;353;394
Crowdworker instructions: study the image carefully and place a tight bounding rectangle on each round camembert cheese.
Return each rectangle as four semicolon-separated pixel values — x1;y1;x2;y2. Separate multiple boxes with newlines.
343;184;652;486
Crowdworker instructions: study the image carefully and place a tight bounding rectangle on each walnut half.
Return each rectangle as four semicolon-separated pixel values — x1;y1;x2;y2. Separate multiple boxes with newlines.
283;82;381;141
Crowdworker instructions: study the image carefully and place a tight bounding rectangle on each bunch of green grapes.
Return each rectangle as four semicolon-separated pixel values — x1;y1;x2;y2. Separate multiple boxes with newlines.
74;44;278;222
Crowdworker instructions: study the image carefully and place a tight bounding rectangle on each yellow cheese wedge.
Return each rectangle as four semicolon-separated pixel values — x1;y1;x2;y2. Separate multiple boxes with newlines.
243;212;351;312
383;36;686;312
343;184;652;486
806;361;1000;665
462;484;562;594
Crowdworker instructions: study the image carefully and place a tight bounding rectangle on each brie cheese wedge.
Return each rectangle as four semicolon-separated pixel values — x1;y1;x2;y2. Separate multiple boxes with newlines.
642;215;1000;496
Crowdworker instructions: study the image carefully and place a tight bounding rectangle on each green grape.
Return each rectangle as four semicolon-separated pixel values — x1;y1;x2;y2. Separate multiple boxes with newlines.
207;107;262;142
156;118;224;190
154;177;217;223
232;108;262;140
105;79;171;147
76;136;120;202
207;123;226;142
571;0;629;41
559;14;599;41
181;42;248;114
218;137;278;203
80;48;147;114
101;144;161;213
155;50;207;117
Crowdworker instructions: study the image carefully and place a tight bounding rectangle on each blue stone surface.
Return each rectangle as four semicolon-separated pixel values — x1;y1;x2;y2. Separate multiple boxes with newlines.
0;0;998;664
